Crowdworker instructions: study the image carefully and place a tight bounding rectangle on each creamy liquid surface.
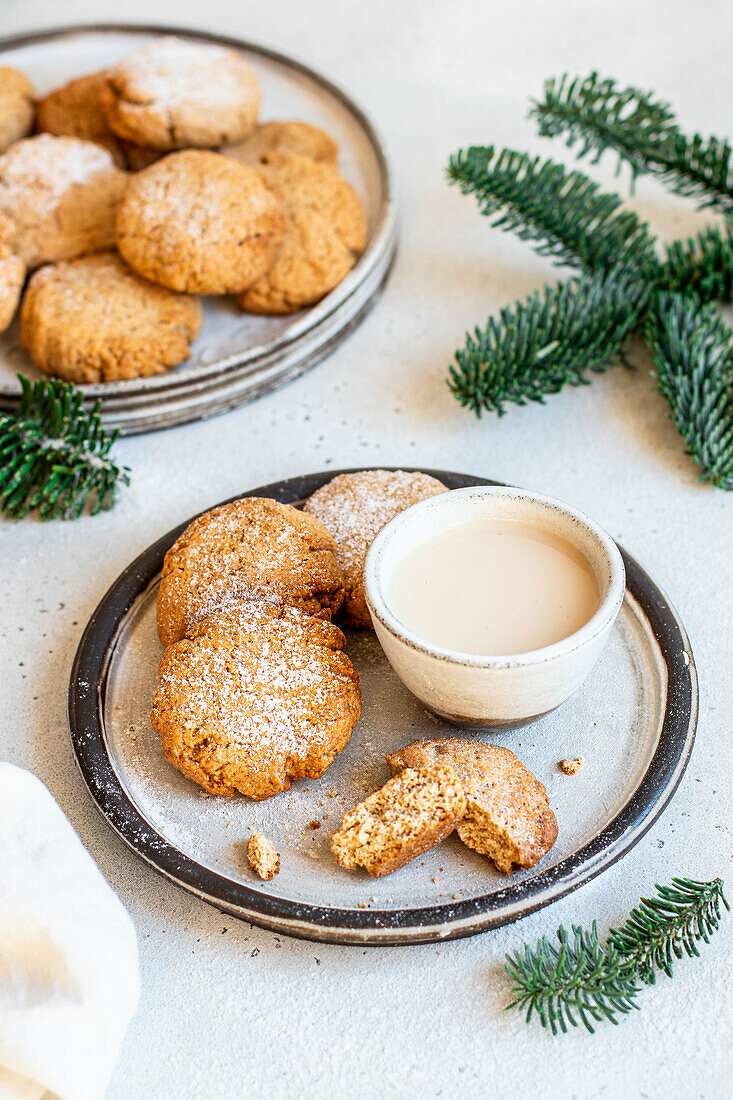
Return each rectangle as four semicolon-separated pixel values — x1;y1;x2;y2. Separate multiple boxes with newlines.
388;519;601;656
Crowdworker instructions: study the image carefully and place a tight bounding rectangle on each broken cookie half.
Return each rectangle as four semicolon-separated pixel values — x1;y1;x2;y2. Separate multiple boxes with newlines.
331;764;466;878
387;738;558;875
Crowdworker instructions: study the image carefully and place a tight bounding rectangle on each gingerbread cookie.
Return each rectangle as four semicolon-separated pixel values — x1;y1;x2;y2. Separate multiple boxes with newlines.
238;152;367;314
0;243;25;332
0;67;35;153
19;253;202;384
304;470;448;628
116;150;285;294
331;764;466;877
0;134;127;269
386;739;558;874
157;496;345;646
225;121;338;167
101;36;261;151
151;601;362;799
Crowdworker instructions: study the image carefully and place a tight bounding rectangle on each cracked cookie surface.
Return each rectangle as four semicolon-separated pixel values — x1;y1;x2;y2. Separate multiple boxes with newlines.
0;242;24;332
116;150;285;293
0;134;127;269
156;495;346;646
101;36;261;150
304;469;448;628
238;152;367;314
151;600;361;799
19;252;202;383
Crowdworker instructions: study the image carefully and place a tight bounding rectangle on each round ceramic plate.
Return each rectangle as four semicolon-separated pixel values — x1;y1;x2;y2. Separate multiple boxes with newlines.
0;25;397;435
68;469;697;945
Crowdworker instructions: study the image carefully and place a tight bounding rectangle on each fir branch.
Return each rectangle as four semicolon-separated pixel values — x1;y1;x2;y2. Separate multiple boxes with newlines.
0;374;130;520
646;292;733;489
529;71;679;173
531;71;733;214
505;877;728;1035
446;146;657;274
448;267;650;416
657;223;733;303
505;923;639;1035
607;877;730;985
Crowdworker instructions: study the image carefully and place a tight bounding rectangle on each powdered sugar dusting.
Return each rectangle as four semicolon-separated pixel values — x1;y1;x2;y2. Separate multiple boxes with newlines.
304;470;448;577
113;36;255;107
0;134;117;215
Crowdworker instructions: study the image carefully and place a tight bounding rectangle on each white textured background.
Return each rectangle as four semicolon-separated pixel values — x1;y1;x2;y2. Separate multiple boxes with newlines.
1;2;731;1097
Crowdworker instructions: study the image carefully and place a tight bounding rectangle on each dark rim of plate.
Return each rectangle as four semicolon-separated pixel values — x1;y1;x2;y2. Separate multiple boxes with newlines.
68;470;698;945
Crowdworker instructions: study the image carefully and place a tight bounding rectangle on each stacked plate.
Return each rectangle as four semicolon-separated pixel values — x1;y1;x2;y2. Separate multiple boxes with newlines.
0;25;397;434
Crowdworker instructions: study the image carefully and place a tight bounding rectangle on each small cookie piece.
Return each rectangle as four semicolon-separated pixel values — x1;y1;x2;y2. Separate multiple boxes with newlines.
559;757;583;775
116;150;285;294
151;601;362;799
247;833;280;880
0;134;127;269
156;496;345;646
19;253;202;384
101;36;261;150
0;243;25;332
304;470;448;628
238;152;367;314
0;68;35;153
387;739;558;874
225;121;338;167
331;764;467;878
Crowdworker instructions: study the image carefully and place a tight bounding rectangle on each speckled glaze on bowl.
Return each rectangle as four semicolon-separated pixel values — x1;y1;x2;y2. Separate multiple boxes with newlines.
363;486;626;728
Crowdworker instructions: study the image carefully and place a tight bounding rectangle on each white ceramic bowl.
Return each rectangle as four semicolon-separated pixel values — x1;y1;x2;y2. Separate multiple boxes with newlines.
363;486;626;728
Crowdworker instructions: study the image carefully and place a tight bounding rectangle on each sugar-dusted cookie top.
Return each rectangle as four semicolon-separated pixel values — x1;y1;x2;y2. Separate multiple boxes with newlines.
0;67;35;153
331;764;467;877
0;134;127;269
151;600;362;799
304;470;448;628
0;242;24;333
238;152;367;315
387;739;558;874
20;252;202;384
116;150;285;294
101;36;261;150
225;120;338;167
156;495;346;646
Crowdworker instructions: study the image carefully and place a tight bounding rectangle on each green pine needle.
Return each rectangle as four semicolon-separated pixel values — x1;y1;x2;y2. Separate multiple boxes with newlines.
646;292;733;489
505;877;728;1035
0;374;130;520
531;71;733;214
448;267;650;416
657;223;733;303
447;146;657;274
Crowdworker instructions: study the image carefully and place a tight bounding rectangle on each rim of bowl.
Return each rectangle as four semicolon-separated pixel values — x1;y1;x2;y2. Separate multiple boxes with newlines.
363;485;626;669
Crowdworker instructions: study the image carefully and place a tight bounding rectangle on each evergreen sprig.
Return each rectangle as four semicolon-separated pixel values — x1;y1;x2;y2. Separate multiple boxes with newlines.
657;224;733;303
447;146;657;273
0;374;129;520
646;292;733;489
448;267;649;415
530;71;733;214
505;877;728;1035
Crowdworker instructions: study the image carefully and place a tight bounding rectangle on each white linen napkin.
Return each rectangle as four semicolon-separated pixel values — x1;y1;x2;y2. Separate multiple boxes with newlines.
0;764;139;1100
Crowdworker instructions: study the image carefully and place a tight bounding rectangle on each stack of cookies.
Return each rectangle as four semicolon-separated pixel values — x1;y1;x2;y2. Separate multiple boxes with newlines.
0;36;368;383
149;471;559;881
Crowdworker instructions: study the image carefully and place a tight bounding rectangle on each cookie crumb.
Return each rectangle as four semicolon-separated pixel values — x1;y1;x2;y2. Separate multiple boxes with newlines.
559;757;583;775
246;832;280;880
308;820;321;829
